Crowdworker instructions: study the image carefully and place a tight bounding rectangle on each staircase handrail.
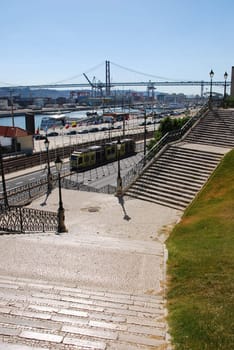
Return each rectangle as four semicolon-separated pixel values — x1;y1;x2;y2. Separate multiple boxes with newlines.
0;204;58;233
122;102;209;191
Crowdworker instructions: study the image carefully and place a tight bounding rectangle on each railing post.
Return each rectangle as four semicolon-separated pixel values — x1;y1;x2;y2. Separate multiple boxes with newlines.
20;207;23;233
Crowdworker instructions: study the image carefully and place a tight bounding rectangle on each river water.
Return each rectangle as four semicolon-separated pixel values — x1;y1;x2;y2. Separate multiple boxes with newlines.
0;110;90;130
0;107;160;131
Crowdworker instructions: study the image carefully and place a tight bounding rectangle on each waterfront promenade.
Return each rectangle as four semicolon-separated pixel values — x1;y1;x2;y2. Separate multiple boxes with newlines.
0;182;182;349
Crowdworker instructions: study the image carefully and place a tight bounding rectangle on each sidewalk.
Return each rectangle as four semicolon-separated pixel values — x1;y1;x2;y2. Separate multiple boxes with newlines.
0;188;182;349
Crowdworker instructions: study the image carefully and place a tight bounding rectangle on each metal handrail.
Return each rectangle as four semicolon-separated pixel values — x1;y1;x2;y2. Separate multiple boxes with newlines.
0;204;57;233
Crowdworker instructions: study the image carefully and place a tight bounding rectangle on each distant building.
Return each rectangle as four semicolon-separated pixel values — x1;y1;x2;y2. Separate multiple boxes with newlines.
0;98;9;110
0;126;33;155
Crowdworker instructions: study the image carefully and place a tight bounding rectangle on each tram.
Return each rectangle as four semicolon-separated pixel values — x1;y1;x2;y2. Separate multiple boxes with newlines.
70;138;136;171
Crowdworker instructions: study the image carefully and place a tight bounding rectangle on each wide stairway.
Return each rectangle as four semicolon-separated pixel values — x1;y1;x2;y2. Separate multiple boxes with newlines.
0;275;170;350
184;108;234;148
125;108;234;210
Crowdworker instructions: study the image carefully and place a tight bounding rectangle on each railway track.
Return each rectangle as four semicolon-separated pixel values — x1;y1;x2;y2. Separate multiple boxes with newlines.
2;131;153;175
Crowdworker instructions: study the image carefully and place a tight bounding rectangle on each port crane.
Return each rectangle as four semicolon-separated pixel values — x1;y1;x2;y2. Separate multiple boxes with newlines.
83;73;105;97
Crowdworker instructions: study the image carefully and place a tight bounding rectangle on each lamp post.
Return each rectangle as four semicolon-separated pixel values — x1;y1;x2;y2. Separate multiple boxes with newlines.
223;71;228;108
116;138;122;197
44;137;52;194
143;110;147;157
55;155;67;233
0;144;8;208
209;69;214;108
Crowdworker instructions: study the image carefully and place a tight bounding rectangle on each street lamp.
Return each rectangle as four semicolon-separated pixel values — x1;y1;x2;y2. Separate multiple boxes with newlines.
44;137;52;194
55;155;67;233
223;71;228;107
116;138;122;197
209;69;214;108
143;110;147;157
0;143;8;208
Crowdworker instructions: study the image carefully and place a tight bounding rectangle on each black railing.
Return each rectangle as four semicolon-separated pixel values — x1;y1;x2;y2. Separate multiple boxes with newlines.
0;204;57;233
122;103;209;191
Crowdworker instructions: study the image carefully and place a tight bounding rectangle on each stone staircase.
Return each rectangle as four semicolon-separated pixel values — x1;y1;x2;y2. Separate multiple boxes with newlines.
184;108;234;148
125;108;234;210
0;275;171;350
125;144;224;210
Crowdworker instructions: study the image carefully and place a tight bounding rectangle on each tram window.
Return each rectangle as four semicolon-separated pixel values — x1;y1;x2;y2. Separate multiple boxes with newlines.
78;157;83;164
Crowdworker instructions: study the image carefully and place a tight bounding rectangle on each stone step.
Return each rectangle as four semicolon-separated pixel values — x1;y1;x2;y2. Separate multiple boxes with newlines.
163;147;222;162
152;162;213;176
137;178;198;196
159;153;221;168
129;183;194;202
185;137;234;148
126;191;187;210
0;275;170;350
145;169;206;185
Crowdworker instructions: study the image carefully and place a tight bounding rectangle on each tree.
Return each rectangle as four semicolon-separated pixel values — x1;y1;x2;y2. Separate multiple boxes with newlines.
147;116;190;150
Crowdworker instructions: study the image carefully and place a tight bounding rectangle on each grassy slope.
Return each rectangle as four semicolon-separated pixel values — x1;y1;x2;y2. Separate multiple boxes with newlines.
166;149;234;350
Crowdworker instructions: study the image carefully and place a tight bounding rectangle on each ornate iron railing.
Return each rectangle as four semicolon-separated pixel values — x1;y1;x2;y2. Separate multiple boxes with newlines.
0;204;58;233
122;102;209;191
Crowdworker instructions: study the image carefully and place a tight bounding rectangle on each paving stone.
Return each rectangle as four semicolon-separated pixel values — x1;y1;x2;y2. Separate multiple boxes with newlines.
0;307;11;314
28;304;59;313
127;324;165;337
94;300;129;309
127;315;165;328
10;309;51;320
69;302;104;312
0;342;49;350
63;336;106;349
58;308;89;318
93;294;134;305
0;315;61;331
51;314;89;325
89;319;127;331
89;313;126;323
107;342;150;350
0;283;19;290
129;304;165;314
118;333;165;347
62;325;118;340
0;326;20;336
19;330;63;343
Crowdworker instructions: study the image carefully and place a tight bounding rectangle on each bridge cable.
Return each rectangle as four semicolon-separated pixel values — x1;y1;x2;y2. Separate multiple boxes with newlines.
110;61;185;81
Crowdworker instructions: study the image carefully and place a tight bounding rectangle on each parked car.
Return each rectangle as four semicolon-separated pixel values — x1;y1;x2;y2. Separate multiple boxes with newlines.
47;131;59;137
89;127;100;133
67;130;77;135
33;134;46;140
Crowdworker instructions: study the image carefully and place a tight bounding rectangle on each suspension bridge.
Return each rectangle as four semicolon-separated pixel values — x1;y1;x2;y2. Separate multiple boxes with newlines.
1;60;231;97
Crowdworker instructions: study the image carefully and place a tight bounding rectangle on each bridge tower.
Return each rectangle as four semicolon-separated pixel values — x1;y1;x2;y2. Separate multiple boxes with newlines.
147;80;156;102
200;81;204;98
105;60;111;97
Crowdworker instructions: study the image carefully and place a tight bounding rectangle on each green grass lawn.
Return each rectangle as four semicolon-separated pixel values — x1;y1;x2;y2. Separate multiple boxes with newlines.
166;149;234;350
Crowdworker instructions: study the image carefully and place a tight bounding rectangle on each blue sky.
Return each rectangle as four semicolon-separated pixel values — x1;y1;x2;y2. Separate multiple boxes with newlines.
0;0;233;94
